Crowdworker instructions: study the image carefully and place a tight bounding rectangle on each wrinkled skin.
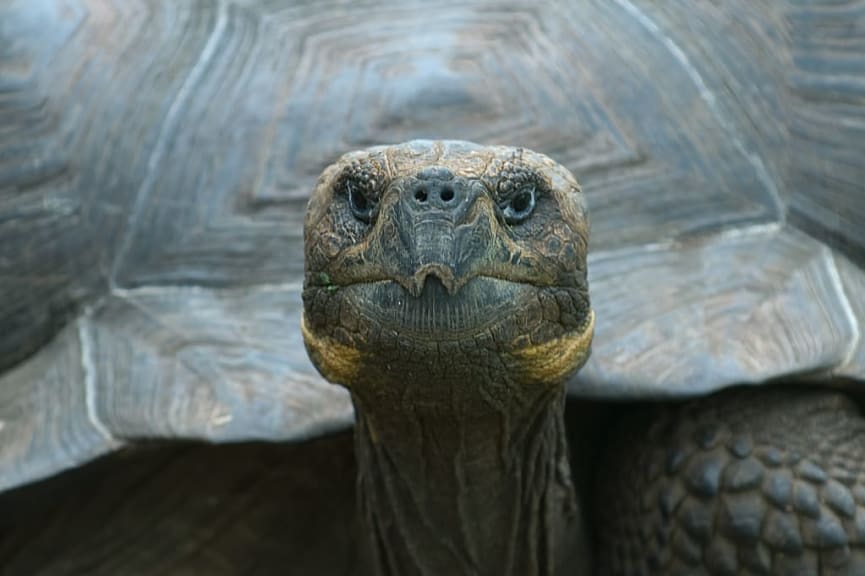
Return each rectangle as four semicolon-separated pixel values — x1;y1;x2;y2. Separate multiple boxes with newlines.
302;140;594;575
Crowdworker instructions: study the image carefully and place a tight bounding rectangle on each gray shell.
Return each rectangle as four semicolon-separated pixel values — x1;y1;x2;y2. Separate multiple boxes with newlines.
1;0;863;493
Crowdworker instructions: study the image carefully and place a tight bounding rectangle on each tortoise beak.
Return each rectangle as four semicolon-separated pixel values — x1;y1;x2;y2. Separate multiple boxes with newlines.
393;174;488;296
408;262;458;296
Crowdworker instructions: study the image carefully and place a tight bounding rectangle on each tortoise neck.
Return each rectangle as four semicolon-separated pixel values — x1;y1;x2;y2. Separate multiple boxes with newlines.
351;381;577;576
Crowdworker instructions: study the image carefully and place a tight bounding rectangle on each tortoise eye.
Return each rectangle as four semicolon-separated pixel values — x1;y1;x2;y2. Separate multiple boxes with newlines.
502;186;536;224
347;181;375;222
337;160;384;224
493;157;544;226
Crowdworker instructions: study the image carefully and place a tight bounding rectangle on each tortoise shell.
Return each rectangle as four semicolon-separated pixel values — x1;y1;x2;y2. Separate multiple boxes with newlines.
1;0;863;502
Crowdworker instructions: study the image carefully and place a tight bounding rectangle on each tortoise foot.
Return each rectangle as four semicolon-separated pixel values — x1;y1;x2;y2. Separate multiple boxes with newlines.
597;388;865;576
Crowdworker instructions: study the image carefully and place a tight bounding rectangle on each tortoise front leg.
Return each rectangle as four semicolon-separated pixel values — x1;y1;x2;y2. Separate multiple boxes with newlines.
597;388;865;575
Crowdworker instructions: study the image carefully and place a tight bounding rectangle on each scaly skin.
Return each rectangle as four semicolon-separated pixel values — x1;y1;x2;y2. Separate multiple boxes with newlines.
302;140;593;575
301;139;865;576
598;388;865;575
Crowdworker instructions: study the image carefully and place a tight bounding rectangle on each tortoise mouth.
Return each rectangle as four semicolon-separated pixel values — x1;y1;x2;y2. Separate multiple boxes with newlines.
301;275;593;386
340;275;539;339
303;274;589;346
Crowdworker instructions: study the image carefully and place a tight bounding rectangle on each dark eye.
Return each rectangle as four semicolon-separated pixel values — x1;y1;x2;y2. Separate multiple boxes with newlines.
347;181;375;222
337;159;384;224
502;186;536;224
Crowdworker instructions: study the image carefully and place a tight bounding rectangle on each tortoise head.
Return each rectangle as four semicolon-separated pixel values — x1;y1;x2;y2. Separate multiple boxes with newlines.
301;140;593;392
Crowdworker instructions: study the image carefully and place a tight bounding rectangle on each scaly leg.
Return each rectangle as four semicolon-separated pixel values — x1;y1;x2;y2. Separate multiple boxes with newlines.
597;388;865;575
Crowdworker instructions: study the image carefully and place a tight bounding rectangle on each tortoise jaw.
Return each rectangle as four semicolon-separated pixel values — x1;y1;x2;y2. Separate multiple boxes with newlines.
301;275;593;390
304;275;538;342
306;275;582;340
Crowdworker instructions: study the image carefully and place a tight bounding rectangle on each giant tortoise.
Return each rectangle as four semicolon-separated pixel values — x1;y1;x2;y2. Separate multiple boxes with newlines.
1;1;864;575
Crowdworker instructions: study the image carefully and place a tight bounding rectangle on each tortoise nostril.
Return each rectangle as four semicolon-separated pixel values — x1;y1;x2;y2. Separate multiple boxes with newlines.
410;181;462;209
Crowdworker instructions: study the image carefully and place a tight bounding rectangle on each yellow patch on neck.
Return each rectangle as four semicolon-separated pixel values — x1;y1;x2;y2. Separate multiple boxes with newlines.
300;314;361;387
508;310;595;384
